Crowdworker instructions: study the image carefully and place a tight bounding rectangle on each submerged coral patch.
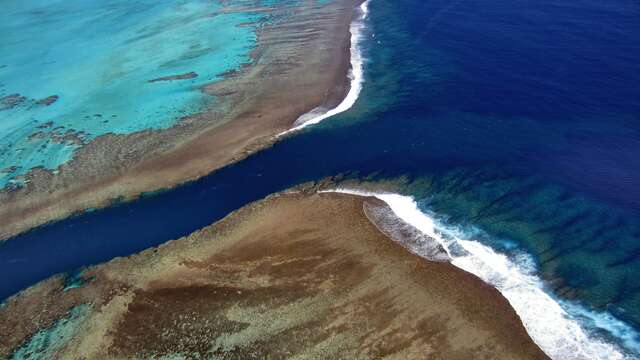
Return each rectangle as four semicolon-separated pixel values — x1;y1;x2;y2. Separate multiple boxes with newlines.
0;0;275;189
9;305;88;360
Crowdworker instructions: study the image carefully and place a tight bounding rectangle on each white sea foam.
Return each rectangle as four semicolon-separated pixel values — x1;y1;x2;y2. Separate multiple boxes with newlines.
322;188;637;360
279;1;369;136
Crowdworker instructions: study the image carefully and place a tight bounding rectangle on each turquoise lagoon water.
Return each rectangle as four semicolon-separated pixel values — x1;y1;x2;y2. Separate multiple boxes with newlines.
2;0;640;358
0;0;266;188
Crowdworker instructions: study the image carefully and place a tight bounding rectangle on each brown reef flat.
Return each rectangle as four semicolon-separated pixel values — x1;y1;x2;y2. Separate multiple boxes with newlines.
0;191;548;359
0;0;362;241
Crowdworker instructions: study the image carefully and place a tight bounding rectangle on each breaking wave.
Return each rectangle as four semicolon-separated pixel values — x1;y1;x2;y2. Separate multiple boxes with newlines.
324;188;638;360
281;0;369;135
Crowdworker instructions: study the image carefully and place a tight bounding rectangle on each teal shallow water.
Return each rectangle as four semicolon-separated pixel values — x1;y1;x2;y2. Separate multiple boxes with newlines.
9;304;88;360
2;0;640;358
0;0;265;188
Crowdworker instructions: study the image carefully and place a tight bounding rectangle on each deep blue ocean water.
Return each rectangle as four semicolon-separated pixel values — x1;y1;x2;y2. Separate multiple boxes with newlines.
1;0;639;357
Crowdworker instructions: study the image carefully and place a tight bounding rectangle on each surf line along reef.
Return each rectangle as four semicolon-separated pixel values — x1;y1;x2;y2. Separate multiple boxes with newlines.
0;190;549;359
2;0;640;359
0;0;364;241
0;1;546;358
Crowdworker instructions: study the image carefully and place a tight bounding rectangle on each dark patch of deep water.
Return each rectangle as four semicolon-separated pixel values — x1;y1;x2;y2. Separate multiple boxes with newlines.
1;0;639;356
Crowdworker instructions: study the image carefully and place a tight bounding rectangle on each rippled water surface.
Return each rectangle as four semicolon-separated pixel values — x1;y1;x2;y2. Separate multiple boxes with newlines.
2;0;640;357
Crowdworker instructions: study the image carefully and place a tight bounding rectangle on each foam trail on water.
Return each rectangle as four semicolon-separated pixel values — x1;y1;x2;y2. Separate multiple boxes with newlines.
279;1;369;136
322;188;637;360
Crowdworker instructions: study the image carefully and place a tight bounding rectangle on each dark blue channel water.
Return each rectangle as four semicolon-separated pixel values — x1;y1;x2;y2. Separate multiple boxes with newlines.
1;0;639;356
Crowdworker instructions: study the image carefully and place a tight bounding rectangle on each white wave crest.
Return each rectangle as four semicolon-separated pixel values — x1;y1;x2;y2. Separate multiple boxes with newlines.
322;188;637;360
279;0;369;136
